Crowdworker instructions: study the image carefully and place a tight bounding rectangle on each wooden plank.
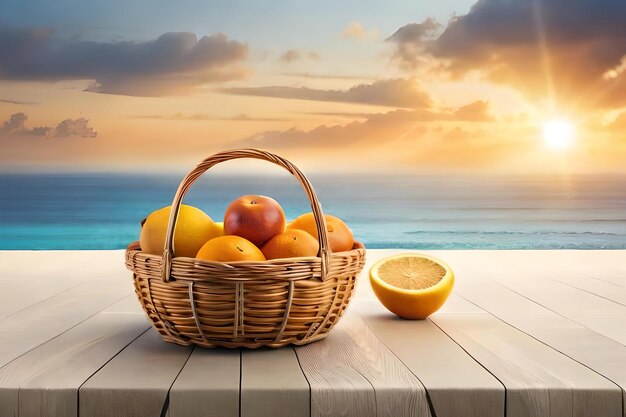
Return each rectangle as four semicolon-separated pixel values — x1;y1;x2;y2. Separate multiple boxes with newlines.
0;278;134;368
295;313;431;417
491;272;626;346
169;349;240;417
0;252;79;292
0;250;127;278
431;304;622;417
1;318;149;416
551;275;626;306
351;299;505;417
453;277;626;415
425;250;626;289
79;329;193;417
0;295;147;417
0;277;93;320
433;249;626;345
0;250;128;306
588;273;626;287
241;348;309;417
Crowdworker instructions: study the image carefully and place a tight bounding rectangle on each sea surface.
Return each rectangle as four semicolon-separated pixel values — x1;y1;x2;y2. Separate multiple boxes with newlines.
0;173;625;250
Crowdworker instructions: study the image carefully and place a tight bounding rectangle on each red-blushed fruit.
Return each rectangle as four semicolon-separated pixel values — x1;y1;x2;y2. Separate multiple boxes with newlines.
224;195;286;246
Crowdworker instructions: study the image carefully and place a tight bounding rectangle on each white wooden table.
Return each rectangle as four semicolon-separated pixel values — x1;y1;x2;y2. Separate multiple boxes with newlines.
1;250;625;417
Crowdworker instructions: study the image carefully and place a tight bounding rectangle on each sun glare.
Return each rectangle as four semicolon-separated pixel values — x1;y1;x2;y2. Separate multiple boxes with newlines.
542;119;575;150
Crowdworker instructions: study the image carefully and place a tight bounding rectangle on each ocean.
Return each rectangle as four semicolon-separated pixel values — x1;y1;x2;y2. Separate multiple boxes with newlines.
0;173;625;250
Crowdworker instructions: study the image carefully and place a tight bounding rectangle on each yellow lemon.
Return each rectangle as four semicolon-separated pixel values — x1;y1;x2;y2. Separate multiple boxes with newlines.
140;205;221;258
369;253;454;319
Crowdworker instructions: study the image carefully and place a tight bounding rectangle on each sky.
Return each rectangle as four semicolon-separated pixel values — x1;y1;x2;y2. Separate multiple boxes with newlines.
1;0;626;175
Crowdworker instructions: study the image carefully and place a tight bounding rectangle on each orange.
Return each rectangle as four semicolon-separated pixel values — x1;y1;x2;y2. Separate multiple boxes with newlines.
369;253;454;319
288;213;354;252
196;235;265;262
261;229;320;260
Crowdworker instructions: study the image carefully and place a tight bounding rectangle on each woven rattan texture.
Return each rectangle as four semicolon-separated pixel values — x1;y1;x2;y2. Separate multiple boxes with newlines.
125;149;366;348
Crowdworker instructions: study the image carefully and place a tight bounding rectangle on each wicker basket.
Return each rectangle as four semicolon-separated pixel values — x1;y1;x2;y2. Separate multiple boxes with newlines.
125;149;366;348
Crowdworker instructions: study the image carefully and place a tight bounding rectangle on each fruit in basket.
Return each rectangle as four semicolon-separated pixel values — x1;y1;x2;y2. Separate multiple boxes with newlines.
140;205;221;258
215;221;225;236
288;213;354;252
224;195;286;246
196;235;266;262
369;253;454;319
261;229;320;260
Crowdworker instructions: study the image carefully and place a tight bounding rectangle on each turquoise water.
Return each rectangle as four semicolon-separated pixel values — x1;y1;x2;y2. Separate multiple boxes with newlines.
0;174;625;250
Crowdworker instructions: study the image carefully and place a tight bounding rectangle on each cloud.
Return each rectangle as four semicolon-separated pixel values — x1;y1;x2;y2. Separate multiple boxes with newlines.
608;112;626;130
129;113;287;122
0;98;37;105
340;22;378;40
306;111;372;119
241;110;422;149
603;56;626;80
220;78;433;108
386;18;441;69
0;113;96;138
453;100;493;122
280;72;376;81
52;118;97;138
240;105;494;149
236;108;518;170
278;49;319;63
279;50;301;63
388;0;626;108
0;26;248;96
2;113;32;134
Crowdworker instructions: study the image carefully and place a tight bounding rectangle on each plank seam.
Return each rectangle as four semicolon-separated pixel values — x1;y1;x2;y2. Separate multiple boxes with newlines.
348;363;378;416
75;326;151;417
291;346;313;417
159;345;196;417
0;292;134;371
1;280;95;320
455;288;626;417
355;315;438;417
584;275;624;288
487;277;626;348
427;317;509;417
550;278;626;306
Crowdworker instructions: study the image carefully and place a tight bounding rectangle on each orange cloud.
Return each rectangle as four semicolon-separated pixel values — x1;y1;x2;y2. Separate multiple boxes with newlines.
0;98;37;105
128;113;288;122
340;22;378;40
608;112;626;130
1;113;96;139
235;108;529;172
220;79;433;108
453;100;493;122
389;0;626;109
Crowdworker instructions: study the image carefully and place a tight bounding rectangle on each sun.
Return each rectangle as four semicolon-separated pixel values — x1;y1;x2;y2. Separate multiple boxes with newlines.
542;118;575;150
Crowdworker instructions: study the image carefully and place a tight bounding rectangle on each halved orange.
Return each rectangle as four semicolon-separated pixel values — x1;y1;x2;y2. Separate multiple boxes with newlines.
369;253;454;319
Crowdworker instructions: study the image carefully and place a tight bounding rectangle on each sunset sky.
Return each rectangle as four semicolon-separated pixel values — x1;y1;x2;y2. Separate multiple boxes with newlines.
1;0;626;174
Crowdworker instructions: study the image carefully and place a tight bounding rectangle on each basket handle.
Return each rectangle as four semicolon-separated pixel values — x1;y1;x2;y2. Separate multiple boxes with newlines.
162;149;331;282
